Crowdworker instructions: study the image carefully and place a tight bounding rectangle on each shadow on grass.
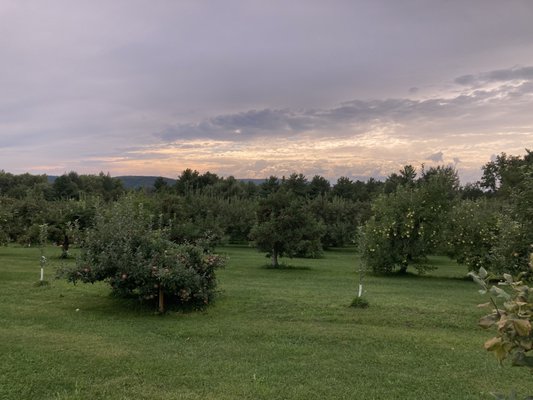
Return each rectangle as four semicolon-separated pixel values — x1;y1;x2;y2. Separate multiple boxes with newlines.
369;270;471;282
260;264;312;271
56;290;216;318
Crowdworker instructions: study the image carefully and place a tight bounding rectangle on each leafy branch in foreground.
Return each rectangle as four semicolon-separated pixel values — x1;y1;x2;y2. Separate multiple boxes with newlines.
469;255;533;369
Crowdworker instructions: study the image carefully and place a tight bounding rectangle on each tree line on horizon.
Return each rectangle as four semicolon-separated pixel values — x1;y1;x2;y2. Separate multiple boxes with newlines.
0;149;531;275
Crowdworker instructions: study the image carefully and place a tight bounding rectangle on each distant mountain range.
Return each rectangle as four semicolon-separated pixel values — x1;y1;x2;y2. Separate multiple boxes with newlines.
46;175;266;189
115;176;176;189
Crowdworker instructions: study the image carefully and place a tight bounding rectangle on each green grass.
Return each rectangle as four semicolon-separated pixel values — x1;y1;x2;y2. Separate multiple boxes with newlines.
1;245;532;399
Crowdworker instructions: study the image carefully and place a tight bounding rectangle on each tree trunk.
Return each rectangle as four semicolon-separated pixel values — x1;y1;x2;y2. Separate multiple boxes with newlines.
399;263;408;274
271;249;279;267
61;234;70;259
158;286;165;313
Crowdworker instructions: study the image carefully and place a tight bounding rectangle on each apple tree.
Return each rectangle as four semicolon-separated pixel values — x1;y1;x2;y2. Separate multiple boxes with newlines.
250;190;324;267
58;196;225;313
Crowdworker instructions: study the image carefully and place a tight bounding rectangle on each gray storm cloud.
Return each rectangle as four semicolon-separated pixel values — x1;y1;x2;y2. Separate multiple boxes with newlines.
455;66;533;86
156;78;533;142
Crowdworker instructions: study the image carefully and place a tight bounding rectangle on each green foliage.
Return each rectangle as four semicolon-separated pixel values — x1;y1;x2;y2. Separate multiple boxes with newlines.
58;196;225;311
384;164;417;193
469;259;533;369
157;193;253;246
350;296;369;308
0;170;50;199
480;150;533;196
477;151;533;273
0;198;11;245
52;171;124;201
217;197;257;243
250;190;324;266
360;165;458;274
0;168;400;254
169;215;225;249
309;175;331;198
17;223;42;246
259;175;281;197
332;176;382;202
451;151;533;275
489;216;530;275
0;230;8;246
310;196;367;248
0;180;102;246
282;173;309;197
153;176;169;192
499;164;533;274
445;199;500;271
360;187;431;273
174;169;224;195
460;182;485;200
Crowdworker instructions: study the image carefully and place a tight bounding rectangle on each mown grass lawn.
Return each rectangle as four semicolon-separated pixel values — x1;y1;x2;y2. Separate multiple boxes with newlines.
1;245;532;400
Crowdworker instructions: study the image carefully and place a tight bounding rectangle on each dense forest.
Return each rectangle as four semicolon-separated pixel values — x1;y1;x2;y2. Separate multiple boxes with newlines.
1;149;531;275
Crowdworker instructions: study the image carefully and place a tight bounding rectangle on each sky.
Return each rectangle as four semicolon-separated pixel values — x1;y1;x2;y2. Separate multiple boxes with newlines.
1;0;533;183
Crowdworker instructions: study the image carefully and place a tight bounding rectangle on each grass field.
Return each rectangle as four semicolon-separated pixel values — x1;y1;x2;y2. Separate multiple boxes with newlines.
1;245;532;399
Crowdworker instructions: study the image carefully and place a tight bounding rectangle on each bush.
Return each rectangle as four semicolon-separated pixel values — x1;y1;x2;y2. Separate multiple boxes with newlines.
350;296;369;308
58;196;226;312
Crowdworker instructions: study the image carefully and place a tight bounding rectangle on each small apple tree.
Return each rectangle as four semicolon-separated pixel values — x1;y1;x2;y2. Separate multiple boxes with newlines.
59;196;225;312
249;190;324;267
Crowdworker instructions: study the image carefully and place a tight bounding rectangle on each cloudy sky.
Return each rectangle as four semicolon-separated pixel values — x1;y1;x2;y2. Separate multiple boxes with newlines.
1;0;533;182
